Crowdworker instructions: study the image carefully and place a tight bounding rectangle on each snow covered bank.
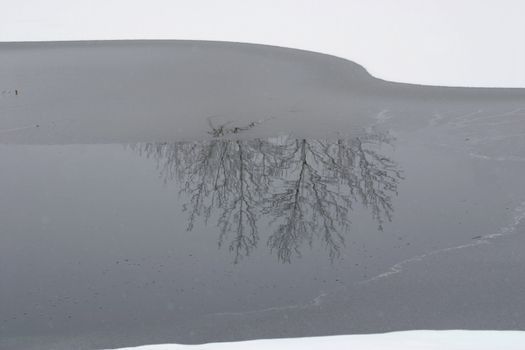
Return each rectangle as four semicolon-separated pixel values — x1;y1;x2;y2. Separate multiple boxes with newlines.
2;0;525;87
110;331;525;350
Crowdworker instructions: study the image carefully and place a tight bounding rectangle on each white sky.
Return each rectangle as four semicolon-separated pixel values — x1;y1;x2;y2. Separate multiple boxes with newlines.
1;0;524;87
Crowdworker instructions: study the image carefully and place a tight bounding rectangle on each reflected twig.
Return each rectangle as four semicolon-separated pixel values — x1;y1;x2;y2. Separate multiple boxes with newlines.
133;120;403;263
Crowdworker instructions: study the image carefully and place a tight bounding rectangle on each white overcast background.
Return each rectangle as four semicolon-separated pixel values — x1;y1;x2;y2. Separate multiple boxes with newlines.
1;0;524;87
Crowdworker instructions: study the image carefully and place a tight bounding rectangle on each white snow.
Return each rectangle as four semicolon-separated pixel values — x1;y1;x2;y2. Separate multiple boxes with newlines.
110;331;525;350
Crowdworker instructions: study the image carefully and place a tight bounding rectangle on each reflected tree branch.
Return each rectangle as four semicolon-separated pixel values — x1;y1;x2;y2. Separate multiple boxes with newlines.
133;121;403;263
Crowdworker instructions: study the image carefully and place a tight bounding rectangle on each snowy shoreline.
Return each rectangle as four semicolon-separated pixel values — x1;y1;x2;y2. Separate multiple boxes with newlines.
109;331;525;350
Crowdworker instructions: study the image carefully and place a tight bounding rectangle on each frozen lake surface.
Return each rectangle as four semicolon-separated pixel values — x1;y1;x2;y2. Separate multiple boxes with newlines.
1;41;525;350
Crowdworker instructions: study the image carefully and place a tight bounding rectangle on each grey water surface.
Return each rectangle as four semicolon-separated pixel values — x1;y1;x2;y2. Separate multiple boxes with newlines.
1;41;525;350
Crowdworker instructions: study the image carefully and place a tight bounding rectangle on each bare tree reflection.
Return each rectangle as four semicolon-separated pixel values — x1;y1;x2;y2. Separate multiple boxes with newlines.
133;124;403;263
134;138;268;263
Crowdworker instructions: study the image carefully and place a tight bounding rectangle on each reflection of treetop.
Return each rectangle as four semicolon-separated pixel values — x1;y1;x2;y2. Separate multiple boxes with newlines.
134;127;403;263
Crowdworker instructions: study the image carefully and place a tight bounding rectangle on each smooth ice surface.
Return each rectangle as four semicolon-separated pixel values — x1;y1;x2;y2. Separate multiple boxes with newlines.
1;41;525;350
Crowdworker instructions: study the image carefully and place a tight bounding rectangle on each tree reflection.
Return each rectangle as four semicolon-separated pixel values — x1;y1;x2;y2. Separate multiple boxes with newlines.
133;126;403;263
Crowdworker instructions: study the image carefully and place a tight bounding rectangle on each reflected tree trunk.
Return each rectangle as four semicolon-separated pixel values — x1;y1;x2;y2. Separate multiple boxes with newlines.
132;123;403;263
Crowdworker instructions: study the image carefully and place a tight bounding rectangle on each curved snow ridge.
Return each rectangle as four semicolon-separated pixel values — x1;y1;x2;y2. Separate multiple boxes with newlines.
107;330;525;350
